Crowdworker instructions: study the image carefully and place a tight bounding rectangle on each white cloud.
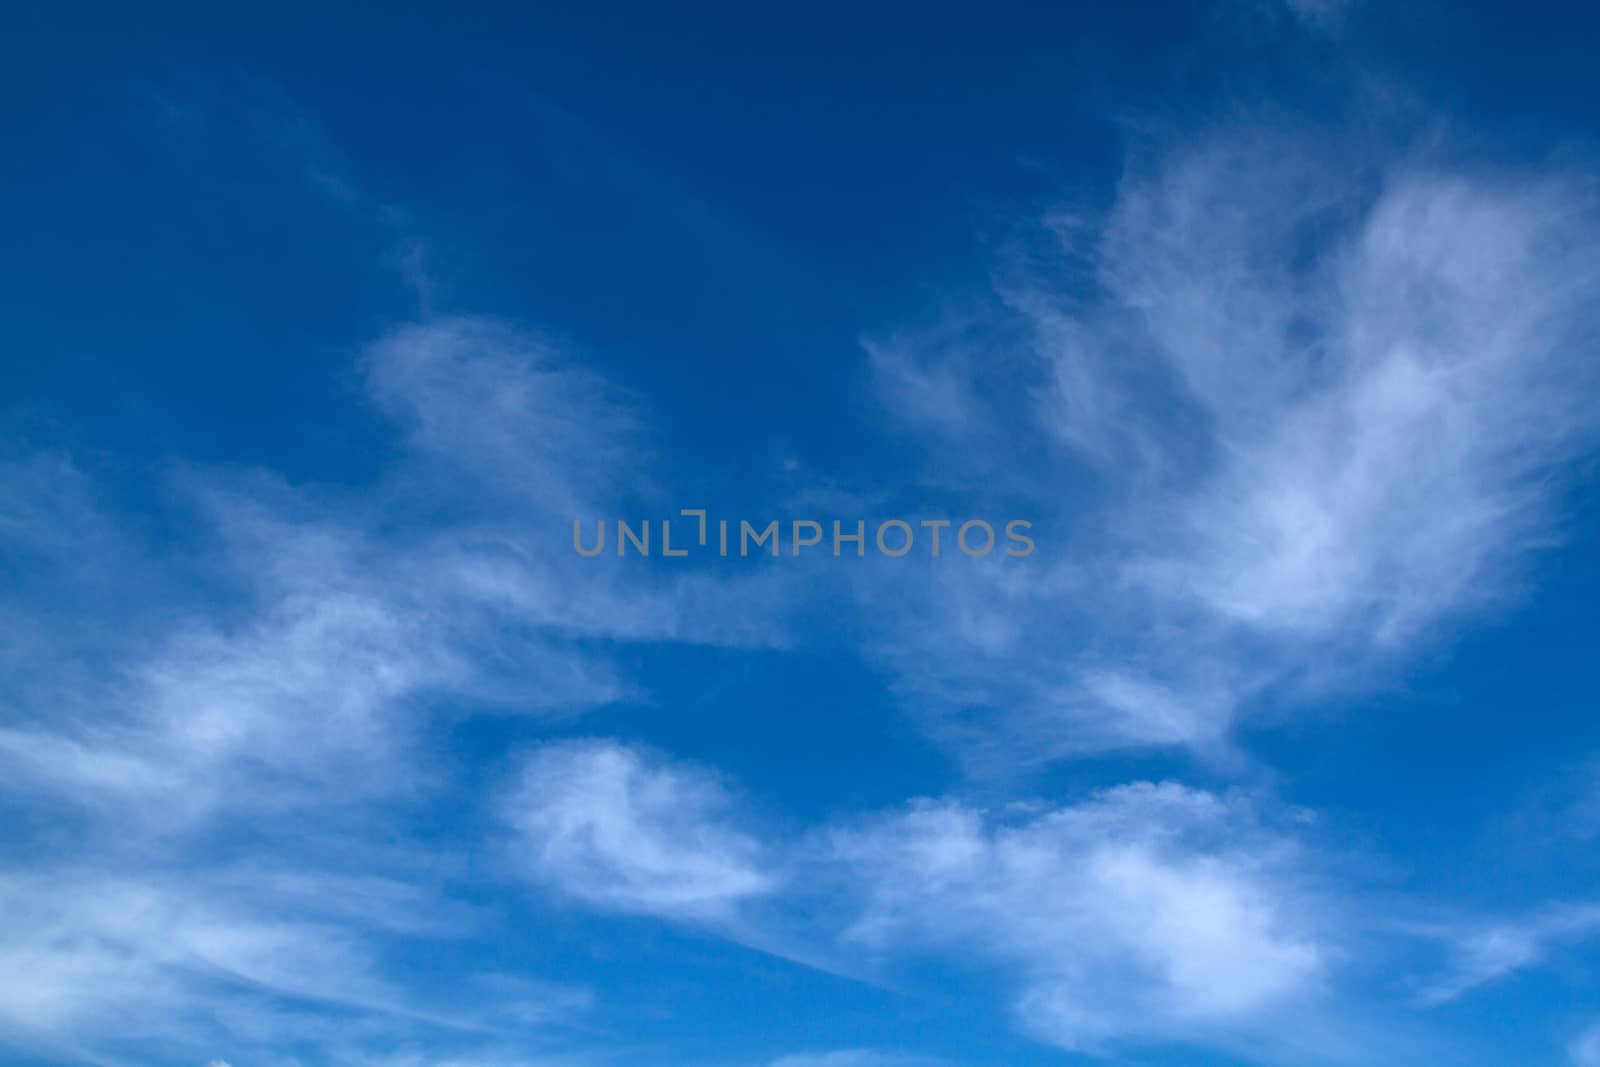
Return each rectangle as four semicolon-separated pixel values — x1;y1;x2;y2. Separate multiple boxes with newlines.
1419;903;1600;1004
363;315;640;518
1119;147;1600;644
0;865;583;1062
1133;167;1598;645
498;739;1349;1056
0;314;792;1064
766;1052;934;1067
0;313;803;831
859;121;1600;760
6;84;1597;1067
0;515;482;826
506;740;777;919
822;782;1326;1050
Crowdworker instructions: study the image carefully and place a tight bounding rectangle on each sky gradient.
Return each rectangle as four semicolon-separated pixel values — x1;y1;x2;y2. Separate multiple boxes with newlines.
4;3;1600;1066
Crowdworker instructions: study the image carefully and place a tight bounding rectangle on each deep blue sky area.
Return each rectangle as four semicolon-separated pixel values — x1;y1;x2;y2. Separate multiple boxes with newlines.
4;4;1600;1067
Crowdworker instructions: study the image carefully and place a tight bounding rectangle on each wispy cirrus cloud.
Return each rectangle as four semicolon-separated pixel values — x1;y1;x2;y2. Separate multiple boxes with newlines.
1280;0;1351;28
0;313;799;826
1417;902;1600;1005
764;1051;942;1067
7;57;1599;1067
858;118;1600;760
0;863;589;1066
1118;162;1598;646
363;316;642;518
0;310;798;1064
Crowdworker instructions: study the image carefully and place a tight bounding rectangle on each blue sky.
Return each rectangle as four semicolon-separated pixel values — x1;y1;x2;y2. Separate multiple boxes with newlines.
4;2;1600;1065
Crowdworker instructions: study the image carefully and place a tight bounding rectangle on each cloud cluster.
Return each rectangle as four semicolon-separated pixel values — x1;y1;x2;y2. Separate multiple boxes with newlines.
503;740;1330;1052
6;77;1600;1067
0;315;789;1064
